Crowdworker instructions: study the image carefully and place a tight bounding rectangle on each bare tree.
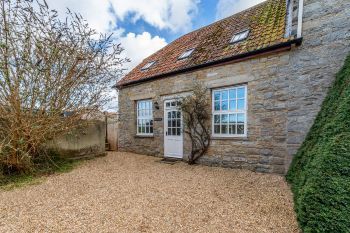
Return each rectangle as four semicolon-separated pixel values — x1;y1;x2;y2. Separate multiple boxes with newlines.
0;0;127;172
180;82;211;164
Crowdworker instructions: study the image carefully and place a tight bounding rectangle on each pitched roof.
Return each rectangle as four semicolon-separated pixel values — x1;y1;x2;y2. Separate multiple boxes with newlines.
118;0;293;87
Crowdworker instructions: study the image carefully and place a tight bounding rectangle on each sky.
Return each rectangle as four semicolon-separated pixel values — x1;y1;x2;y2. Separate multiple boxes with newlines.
44;0;266;110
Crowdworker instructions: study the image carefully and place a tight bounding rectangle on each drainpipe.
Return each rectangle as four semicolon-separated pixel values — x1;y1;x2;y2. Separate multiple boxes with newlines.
297;0;304;38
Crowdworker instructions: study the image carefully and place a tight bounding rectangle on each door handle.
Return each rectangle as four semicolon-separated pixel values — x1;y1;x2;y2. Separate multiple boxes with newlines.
166;131;168;136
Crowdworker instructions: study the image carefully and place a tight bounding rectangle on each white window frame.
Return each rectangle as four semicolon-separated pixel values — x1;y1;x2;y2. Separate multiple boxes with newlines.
136;99;153;136
230;30;250;44
141;61;156;71
212;85;248;138
178;48;195;60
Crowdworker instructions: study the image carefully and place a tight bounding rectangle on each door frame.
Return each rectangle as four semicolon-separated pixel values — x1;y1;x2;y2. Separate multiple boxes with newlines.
163;99;183;158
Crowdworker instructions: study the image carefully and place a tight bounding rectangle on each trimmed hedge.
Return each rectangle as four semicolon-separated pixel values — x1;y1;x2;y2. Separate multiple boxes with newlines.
286;54;350;232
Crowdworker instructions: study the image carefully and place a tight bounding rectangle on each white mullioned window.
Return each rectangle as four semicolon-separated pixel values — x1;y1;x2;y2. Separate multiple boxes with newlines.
212;85;247;137
230;30;250;44
137;100;153;135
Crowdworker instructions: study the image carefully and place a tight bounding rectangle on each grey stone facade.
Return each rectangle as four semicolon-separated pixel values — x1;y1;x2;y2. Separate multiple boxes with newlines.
118;0;350;174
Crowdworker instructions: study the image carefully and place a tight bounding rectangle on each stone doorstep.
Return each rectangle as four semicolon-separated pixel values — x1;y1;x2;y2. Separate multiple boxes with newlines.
158;157;183;165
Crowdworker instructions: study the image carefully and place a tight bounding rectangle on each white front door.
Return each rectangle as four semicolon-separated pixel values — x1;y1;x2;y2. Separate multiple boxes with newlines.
164;100;183;158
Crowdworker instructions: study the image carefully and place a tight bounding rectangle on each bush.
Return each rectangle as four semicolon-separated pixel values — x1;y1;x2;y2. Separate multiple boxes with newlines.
287;54;350;232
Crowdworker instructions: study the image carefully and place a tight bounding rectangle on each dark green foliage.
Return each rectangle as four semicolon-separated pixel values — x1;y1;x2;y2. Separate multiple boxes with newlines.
287;54;350;232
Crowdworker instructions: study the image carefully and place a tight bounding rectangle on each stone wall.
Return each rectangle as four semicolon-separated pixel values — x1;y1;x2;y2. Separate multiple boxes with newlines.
48;120;106;159
118;0;350;174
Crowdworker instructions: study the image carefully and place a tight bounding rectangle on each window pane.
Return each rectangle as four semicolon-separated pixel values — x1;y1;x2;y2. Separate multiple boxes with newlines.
176;128;181;136
150;127;153;134
168;120;171;128
214;115;220;124
177;111;181;118
172;119;176;127
214;92;220;101
168;112;171;118
237;125;245;134
141;121;145;133
172;128;176;135
214;125;220;134
221;114;228;123
176;119;181;127
237;88;245;98
221;90;228;100
166;102;170;107
222;100;228;110
172;111;176;118
237;114;245;123
214;101;220;111
229;100;236;110
229;114;236;123
221;125;228;134
229;124;236;134
229;89;236;99
237;99;245;110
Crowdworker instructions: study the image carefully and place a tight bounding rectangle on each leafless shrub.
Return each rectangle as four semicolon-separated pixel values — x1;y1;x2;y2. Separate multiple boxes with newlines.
180;82;211;164
0;0;128;172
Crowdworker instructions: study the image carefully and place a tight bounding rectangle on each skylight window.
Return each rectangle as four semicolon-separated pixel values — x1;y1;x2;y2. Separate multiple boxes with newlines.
230;30;250;44
141;61;156;71
178;48;195;60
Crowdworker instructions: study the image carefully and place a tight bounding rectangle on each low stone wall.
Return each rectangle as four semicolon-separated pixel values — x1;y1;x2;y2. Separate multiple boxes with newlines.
48;120;106;159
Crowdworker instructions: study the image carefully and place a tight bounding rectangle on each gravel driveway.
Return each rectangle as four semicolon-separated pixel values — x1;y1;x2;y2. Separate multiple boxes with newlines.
0;152;299;233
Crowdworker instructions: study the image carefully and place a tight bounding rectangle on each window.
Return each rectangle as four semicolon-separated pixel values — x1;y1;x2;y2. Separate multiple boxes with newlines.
178;48;195;60
137;100;153;135
212;85;247;137
230;30;250;44
165;100;182;136
141;61;156;71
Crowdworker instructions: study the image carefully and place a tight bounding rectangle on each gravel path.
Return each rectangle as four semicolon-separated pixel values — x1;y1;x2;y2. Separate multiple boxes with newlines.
0;152;299;233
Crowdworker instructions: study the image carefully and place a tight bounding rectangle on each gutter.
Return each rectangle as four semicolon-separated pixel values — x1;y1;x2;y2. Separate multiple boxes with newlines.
116;37;303;89
297;0;304;38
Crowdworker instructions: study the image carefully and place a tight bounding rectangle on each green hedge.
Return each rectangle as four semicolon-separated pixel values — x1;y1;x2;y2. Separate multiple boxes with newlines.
287;54;350;233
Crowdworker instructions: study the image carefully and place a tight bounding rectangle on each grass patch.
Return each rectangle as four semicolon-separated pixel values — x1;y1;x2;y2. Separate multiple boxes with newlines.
0;155;81;191
286;54;350;232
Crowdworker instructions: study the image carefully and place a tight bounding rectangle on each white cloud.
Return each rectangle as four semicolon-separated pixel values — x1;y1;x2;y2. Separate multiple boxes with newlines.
110;0;199;33
119;32;167;70
45;0;114;33
216;0;266;20
46;0;199;34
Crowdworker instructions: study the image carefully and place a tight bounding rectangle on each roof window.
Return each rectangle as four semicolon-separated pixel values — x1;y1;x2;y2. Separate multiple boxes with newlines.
178;48;195;60
141;61;156;71
230;30;250;44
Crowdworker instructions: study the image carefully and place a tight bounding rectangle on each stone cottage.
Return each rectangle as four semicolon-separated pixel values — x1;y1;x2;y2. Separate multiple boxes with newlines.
116;0;349;174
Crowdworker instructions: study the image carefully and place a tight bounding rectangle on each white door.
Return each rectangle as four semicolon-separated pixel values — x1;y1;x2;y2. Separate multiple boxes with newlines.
164;100;183;158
